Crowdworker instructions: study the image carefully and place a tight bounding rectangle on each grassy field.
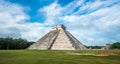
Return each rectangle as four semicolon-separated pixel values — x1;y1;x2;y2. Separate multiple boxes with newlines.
0;50;120;64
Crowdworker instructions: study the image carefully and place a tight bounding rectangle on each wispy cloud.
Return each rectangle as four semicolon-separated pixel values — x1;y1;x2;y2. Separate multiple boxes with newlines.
0;0;120;45
39;0;120;45
38;1;62;25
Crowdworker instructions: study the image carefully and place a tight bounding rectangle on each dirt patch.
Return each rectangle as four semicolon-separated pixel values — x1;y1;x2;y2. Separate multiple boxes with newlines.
66;52;117;56
94;52;117;56
66;52;94;56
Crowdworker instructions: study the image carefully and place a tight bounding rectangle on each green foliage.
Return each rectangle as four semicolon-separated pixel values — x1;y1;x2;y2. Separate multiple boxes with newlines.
0;50;120;64
87;46;103;49
111;42;120;49
0;37;35;49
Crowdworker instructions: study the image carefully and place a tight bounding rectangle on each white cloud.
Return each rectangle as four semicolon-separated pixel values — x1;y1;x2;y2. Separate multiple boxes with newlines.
17;22;50;41
0;0;50;41
61;0;84;15
39;1;62;25
39;0;120;45
1;0;120;45
74;0;120;15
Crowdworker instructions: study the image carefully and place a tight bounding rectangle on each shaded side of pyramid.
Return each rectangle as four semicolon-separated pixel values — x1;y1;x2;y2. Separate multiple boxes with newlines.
28;25;86;50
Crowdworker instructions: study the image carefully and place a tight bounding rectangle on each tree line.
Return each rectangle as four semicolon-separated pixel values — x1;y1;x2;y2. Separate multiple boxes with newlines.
0;37;120;50
111;42;120;49
0;37;35;50
86;42;120;49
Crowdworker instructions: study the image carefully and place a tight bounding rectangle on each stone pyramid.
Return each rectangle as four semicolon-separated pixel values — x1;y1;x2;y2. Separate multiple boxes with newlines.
28;24;86;50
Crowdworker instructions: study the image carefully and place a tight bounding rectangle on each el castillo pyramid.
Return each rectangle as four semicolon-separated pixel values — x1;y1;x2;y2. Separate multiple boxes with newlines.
28;24;86;50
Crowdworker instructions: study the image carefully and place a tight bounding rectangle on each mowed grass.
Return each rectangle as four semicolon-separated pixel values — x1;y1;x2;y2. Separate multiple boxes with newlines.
0;50;120;64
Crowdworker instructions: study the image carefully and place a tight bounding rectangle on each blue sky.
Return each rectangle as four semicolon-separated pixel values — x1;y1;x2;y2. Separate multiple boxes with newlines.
0;0;120;46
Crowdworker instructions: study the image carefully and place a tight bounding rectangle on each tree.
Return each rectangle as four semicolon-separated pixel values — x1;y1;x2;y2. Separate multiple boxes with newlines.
0;37;35;50
111;42;120;49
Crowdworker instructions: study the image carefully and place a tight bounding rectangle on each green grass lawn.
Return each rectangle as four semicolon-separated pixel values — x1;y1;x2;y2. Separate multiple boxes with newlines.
0;50;120;64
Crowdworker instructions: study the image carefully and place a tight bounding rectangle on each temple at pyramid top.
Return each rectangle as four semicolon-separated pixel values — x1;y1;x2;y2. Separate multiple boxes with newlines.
51;24;66;30
28;24;86;50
